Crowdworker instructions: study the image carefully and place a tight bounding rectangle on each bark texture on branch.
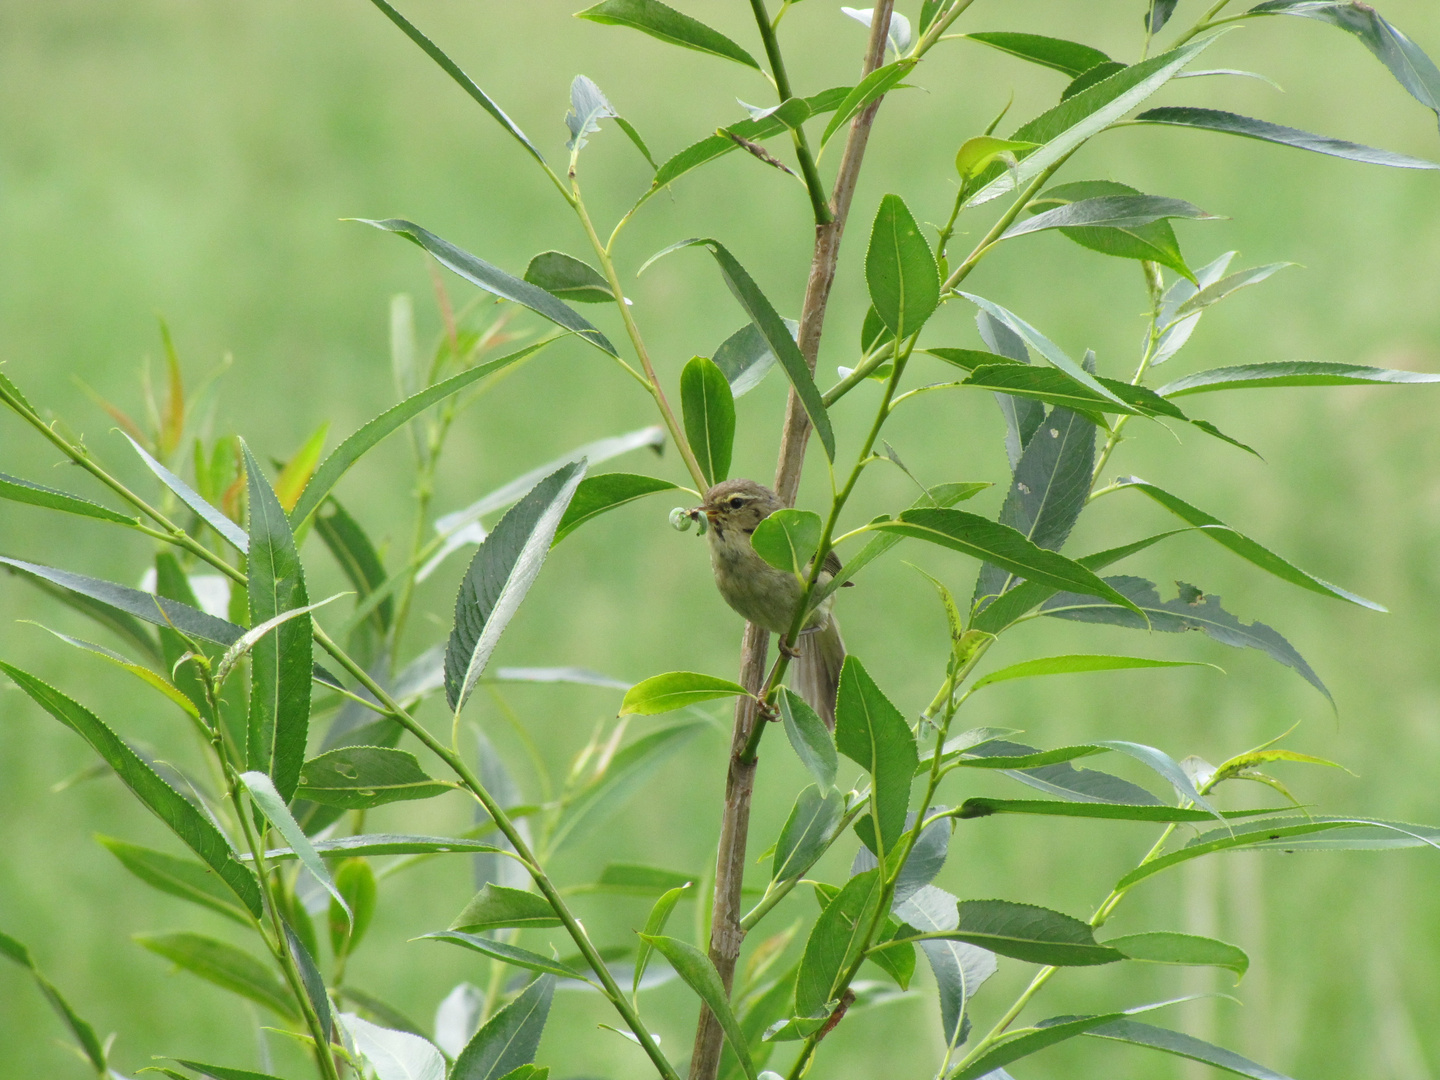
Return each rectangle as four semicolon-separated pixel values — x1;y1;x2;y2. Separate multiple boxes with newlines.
685;5;897;1078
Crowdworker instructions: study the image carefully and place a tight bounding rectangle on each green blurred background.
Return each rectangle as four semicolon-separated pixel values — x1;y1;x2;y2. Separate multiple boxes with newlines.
3;1;1439;1076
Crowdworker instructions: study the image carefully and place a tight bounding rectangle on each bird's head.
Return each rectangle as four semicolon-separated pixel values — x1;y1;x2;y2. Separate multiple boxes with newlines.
701;478;783;536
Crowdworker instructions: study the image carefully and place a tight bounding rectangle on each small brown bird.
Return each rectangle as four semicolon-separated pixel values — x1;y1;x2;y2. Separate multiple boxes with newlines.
700;479;847;728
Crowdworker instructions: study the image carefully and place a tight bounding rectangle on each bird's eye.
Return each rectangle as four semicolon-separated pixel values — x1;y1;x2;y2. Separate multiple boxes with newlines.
729;496;744;510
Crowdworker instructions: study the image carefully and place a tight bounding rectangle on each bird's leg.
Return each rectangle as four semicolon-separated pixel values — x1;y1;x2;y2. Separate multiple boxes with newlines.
777;636;802;660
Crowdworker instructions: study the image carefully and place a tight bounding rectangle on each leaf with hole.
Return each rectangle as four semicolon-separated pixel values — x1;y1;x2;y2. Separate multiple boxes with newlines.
296;746;454;809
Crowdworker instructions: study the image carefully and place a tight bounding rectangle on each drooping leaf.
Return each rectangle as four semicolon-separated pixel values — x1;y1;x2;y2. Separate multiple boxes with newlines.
1159;360;1440;396
834;658;918;854
970;653;1219;692
957;799;1275;823
642;935;757;1080
1106;932;1249;978
820;60;917;148
291;338;555;528
620;672;749;715
337;1012;446;1080
969;37;1220;205
641;239;833;460
135;932;296;1019
751;509;823;577
0;663;262;916
0;929;108;1072
874;508;1143;616
423;933;586;981
451;975;556;1080
893;885;996;1048
1115;478;1383;609
550;722;705;850
565;74;617;153
1021;180;1203;280
1247;0;1440;131
364;0;546;165
1043;576;1330;700
778;688;838;789
98;836;251;924
681;355;736;486
1084;1018;1296;1078
975;308;1046;470
634;884;690;996
295;746;454;808
1170;263;1292;320
962;739;1165;805
242;444;312;802
811;482;990;603
451;884;560;933
0;471;138;528
960;294;1127;408
444;461;587;713
523;251;613;303
240;771;350;922
772;785;845;882
576;0;760;69
357;219;619;356
962;32;1113;77
31;626;201;719
865;194;941;343
972;403;1095;607
794;869;884;1018
952;1012;1130;1079
0;557;241;645
1134;106;1440;168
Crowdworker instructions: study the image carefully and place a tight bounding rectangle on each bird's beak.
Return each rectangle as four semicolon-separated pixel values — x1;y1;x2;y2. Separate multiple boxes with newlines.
699;505;718;523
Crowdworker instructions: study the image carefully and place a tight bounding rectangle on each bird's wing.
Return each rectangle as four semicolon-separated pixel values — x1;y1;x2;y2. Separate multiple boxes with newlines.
817;548;854;587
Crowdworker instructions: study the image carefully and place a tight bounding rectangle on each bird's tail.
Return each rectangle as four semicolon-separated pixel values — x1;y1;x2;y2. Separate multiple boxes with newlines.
794;615;845;730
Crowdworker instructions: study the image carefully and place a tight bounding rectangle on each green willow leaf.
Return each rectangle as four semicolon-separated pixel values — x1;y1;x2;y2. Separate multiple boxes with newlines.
875;508;1144;617
866;194;940;340
1159;360;1440;396
451;884;560;933
1022;180;1202;280
356;219;618;356
634;885;690;995
241;771;349;921
960;294;1127;408
565;74;616;154
98;836;251;924
0;929;108;1072
1106;932;1249;978
1062;60;1130;100
172;1062;288;1080
971;654;1218;691
423;932;586;981
893;885;996;1048
31;626;201;719
576;0;760;69
641;935;757;1080
258;834;505;861
1247;0;1440;131
550;722;705;850
285;922;333;1041
778;688;838;790
1043;576;1330;700
960;739;1164;805
337;1013;446;1080
554;473;679;544
1170;262;1291;319
1150;0;1182;32
835;658;918;854
330;858;378;959
242;444;312;802
962;32;1113;76
0;471;137;528
970;36;1219;205
620;672;749;715
936;899;1122;966
713;319;790;397
681;355;736;486
523;251;613;303
0;556;241;645
795;869;884;1018
751;509;822;577
296;746;454;809
1115;477;1383;610
316;496;392;637
0;663;262;916
641;238;833;460
1134;106;1440;168
951;1013;1126;1079
291;337;555;528
820;60;917;148
444;461;587;713
1002;194;1213;238
956;799;1276;822
1085;1019;1295;1078
452;974;555;1080
365;0;546;165
772;784;845;882
124;433;249;551
135;932;296;1019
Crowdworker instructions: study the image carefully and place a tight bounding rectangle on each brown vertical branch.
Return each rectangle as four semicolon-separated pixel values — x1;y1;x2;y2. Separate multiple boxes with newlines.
686;5;897;1079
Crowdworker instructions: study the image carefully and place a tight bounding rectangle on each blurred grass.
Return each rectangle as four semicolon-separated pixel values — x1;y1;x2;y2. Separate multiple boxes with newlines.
2;0;1440;1076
